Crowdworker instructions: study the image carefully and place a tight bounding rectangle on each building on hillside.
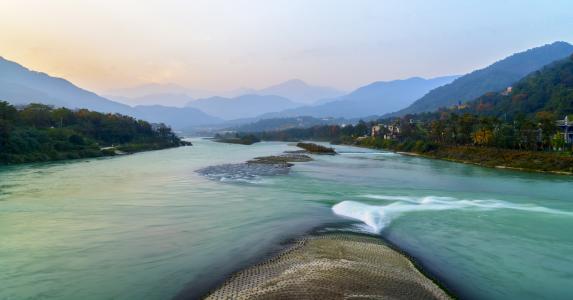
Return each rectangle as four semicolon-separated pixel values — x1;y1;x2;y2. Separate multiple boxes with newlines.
151;123;167;132
501;86;513;96
409;118;424;125
371;125;382;137
453;101;468;110
369;122;403;140
384;124;401;140
557;116;573;144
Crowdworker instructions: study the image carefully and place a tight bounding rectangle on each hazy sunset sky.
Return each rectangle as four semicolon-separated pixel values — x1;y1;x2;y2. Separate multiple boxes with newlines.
1;0;572;93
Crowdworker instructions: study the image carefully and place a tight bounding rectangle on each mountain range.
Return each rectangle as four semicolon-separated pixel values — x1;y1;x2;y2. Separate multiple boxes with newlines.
107;79;345;107
186;94;301;120
259;76;459;119
255;79;346;104
106;83;212;99
132;105;222;129
112;93;195;107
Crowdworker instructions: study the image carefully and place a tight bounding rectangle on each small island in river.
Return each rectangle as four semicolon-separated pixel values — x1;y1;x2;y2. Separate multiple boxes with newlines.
296;142;337;154
213;133;261;145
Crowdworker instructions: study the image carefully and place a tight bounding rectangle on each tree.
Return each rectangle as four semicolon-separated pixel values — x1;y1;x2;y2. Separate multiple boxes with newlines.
354;120;368;136
51;108;76;128
552;133;566;151
0;119;10;149
19;103;53;128
535;111;557;150
0;101;17;121
472;128;493;146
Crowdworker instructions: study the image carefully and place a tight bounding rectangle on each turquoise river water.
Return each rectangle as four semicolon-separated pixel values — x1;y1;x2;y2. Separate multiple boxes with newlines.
1;139;572;299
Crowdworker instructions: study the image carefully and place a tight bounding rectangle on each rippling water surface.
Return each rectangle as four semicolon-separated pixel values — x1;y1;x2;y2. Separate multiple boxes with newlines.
1;139;572;299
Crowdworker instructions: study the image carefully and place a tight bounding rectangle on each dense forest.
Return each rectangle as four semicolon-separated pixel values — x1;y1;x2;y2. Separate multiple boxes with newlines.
0;101;189;164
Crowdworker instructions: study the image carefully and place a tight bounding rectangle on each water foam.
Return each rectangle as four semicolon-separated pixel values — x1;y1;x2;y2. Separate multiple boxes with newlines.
196;163;288;184
332;195;573;233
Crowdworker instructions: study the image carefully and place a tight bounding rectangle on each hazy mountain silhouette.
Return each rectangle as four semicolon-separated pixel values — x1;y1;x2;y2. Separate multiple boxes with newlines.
106;83;213;99
257;79;346;104
131;105;222;129
392;41;573;116
186;94;302;120
0;56;131;114
109;93;194;107
260;76;458;119
107;79;343;106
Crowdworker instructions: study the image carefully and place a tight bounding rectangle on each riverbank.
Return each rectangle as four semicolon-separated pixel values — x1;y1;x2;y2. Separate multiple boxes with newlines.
0;141;190;165
355;137;573;175
420;146;573;175
204;233;451;300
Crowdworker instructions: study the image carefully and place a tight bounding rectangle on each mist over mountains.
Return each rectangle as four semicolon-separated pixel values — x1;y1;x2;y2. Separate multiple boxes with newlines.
256;79;346;104
107;83;212;100
106;79;345;107
111;93;195;107
186;94;301;120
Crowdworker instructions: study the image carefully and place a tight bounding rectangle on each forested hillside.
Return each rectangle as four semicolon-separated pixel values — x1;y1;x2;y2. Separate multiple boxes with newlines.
394;41;573;115
462;54;573;118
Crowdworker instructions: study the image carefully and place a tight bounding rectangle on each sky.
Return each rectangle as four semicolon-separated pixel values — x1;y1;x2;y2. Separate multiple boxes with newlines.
1;0;573;93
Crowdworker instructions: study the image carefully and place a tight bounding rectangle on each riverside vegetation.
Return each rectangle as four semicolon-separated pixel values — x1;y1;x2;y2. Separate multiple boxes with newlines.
0;101;189;164
243;55;573;174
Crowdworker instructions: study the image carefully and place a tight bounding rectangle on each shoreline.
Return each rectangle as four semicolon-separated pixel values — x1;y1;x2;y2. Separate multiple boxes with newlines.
350;142;573;176
397;149;573;176
196;230;454;300
0;143;189;166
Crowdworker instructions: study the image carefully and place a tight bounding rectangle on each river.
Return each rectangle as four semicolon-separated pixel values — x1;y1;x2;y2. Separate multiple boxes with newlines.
1;138;572;299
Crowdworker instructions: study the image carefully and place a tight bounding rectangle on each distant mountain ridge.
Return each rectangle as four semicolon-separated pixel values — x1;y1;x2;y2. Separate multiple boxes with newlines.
256;79;346;104
110;93;195;107
106;83;213;99
107;79;345;106
392;41;573;116
132;105;222;130
259;76;459;119
0;57;132;114
186;94;302;120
